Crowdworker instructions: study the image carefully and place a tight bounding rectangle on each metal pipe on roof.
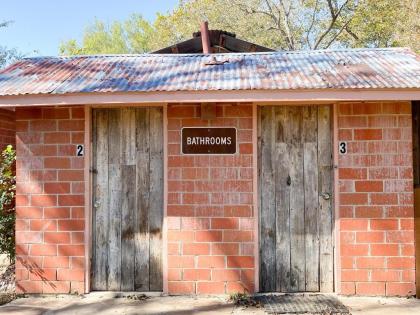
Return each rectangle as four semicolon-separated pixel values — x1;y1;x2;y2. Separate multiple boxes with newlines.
200;21;211;54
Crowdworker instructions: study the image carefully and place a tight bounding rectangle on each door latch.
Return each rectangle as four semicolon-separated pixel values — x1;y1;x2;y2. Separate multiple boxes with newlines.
320;192;331;200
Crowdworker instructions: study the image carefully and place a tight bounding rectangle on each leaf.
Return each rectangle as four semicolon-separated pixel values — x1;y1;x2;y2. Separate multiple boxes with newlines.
0;145;16;261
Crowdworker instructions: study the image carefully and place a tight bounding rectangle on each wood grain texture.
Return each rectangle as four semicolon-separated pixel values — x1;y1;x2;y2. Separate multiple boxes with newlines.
274;106;291;292
303;107;319;292
148;107;164;291
259;107;276;291
259;105;333;293
413;104;420;186
318;106;333;292
134;108;150;291
107;109;122;291
288;106;305;292
92;109;109;291
411;103;420;297
121;164;136;291
92;107;163;291
414;188;420;297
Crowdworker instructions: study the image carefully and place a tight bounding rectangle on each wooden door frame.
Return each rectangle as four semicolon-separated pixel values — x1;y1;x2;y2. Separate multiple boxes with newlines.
85;102;339;294
84;103;167;294
332;103;340;294
254;103;339;293
411;101;420;298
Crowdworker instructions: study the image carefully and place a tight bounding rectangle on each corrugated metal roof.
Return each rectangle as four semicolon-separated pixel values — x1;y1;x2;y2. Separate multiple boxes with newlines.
0;48;419;96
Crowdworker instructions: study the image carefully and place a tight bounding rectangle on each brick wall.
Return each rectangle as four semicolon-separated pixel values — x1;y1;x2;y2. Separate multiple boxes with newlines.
167;103;255;294
13;101;416;296
338;102;415;296
15;106;85;294
0;108;15;149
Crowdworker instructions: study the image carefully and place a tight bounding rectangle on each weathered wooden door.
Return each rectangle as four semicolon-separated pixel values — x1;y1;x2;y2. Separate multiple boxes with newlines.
92;107;163;291
258;105;333;292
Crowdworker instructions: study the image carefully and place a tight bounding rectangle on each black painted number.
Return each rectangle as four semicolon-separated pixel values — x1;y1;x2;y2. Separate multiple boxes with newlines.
76;145;84;157
339;141;347;155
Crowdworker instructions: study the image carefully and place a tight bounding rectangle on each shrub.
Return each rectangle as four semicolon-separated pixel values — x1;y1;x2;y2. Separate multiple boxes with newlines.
0;145;16;262
229;292;260;307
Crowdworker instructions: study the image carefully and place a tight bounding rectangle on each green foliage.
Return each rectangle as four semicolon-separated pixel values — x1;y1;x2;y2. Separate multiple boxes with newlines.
396;0;420;52
0;45;21;69
152;0;283;49
0;21;22;69
59;15;156;55
342;0;420;51
0;145;16;262
59;0;420;55
124;14;156;53
229;292;260;307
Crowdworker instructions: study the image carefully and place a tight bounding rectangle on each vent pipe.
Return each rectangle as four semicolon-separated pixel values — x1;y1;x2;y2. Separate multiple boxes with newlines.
200;21;211;54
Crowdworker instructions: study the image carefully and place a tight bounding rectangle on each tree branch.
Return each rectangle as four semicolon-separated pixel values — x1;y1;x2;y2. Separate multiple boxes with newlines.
345;25;359;40
324;18;353;48
0;21;13;29
264;0;295;49
306;0;320;49
238;1;291;48
277;0;296;49
313;0;350;49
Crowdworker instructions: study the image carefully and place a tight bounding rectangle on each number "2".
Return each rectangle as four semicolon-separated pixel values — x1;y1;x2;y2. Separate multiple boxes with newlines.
76;145;84;157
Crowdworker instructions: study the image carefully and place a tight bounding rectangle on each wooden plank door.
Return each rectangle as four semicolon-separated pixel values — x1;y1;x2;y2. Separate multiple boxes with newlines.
258;105;333;293
91;107;163;291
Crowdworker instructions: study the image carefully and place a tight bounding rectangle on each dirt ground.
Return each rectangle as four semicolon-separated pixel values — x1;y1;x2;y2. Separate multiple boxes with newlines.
0;293;419;315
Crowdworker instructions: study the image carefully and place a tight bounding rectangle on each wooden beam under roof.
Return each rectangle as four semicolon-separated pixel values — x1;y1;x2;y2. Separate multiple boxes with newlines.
151;29;274;54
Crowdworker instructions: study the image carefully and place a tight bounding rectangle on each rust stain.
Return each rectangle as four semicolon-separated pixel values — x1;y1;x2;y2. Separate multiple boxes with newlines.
0;48;419;96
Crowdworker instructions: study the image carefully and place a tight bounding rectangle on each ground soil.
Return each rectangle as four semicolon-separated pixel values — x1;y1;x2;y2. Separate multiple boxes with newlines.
0;294;420;315
0;255;15;306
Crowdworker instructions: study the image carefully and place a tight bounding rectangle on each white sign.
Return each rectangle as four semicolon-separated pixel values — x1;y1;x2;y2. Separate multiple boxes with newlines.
339;141;347;155
76;145;84;157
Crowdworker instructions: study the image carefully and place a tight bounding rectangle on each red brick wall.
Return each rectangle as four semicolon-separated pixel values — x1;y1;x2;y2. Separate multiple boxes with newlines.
338;102;415;296
15;106;85;294
167;103;255;294
13;101;416;296
0;108;15;149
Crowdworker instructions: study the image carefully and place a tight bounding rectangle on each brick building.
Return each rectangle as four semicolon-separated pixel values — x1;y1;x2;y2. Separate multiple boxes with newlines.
0;46;419;296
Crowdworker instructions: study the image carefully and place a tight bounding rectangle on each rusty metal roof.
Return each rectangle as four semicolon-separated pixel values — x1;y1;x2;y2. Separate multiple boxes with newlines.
0;48;419;96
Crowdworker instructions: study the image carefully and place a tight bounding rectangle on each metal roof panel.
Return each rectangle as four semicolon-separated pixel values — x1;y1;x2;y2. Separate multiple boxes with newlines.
0;48;419;96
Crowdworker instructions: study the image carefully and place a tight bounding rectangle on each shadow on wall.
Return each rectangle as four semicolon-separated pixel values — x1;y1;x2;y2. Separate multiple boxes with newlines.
16;256;57;291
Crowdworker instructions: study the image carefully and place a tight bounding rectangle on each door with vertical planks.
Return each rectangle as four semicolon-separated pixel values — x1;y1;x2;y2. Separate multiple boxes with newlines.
258;105;333;292
92;107;163;291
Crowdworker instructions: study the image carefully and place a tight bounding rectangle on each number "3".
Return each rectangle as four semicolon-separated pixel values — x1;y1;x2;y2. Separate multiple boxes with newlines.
339;142;347;155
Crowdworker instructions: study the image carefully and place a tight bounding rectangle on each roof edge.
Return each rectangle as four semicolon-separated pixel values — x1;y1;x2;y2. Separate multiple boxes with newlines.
0;88;419;107
22;47;416;60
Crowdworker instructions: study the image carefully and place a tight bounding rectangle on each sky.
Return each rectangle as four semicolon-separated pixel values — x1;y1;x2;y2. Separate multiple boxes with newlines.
0;0;179;56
